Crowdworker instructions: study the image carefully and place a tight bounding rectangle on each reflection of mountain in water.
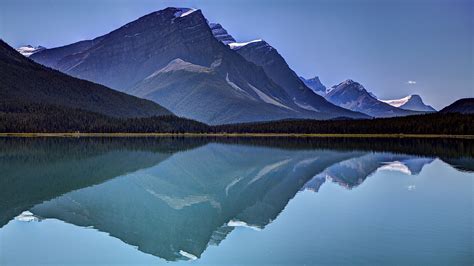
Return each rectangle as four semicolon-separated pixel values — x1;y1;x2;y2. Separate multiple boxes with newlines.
30;144;356;261
303;154;435;191
2;137;472;262
0;138;206;227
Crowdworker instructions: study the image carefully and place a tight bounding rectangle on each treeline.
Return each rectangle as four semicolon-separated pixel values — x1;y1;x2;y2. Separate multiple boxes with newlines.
215;113;474;135
0;100;473;135
0;101;209;133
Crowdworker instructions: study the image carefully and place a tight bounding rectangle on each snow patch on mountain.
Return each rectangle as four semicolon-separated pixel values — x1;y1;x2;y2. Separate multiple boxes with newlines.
229;39;263;50
226;73;253;99
248;83;294;110
146;59;211;79
380;95;413;107
173;8;197;18
294;100;319;112
16;45;46;57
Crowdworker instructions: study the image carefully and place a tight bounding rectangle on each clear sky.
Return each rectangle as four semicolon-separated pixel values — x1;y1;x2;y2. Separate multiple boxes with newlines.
1;0;472;109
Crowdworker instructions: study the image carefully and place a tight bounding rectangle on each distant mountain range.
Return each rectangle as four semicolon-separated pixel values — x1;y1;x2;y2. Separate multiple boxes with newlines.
27;7;370;124
325;79;419;117
5;6;473;127
301;77;436;116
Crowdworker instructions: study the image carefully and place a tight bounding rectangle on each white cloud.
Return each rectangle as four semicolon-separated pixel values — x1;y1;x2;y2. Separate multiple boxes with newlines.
407;80;417;85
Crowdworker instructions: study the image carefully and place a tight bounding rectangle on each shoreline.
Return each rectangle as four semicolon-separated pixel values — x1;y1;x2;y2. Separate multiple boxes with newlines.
0;133;473;139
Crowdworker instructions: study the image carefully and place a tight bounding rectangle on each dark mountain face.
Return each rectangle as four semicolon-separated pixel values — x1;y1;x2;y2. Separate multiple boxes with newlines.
29;7;368;124
0;40;171;118
300;76;327;96
209;23;236;44
325;80;419;118
440;98;474;114
231;40;367;119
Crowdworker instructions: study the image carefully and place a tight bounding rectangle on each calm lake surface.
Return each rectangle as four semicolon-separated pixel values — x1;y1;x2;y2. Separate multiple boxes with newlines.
0;137;472;265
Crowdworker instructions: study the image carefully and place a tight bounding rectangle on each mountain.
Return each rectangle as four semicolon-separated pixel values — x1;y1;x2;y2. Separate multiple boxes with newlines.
227;39;366;119
300;76;327;96
209;23;236;44
380;94;436;112
30;37;105;68
130;58;306;124
440;98;474;114
0;39;171;118
325;80;419;117
16;45;46;57
30;7;367;124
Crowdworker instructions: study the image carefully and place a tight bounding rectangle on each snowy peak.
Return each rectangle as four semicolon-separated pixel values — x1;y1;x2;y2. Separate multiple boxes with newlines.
209;23;236;44
329;79;368;95
16;45;46;57
380;94;436;112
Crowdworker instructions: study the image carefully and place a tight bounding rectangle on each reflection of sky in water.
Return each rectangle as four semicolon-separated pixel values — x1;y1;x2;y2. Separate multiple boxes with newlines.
0;141;472;265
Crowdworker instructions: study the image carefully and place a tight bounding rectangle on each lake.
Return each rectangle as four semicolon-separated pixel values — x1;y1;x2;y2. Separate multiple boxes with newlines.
0;137;472;265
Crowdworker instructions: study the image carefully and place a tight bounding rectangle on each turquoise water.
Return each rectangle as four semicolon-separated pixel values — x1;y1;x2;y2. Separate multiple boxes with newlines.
0;138;472;265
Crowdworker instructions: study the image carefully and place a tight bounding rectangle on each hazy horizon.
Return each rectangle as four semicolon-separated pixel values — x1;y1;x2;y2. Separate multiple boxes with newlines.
1;0;472;109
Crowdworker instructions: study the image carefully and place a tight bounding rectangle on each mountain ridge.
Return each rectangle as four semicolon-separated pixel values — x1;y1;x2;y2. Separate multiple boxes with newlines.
30;7;368;124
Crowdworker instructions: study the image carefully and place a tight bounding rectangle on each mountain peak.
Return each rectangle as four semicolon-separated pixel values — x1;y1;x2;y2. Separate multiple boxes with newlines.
380;94;436;112
340;79;358;86
331;79;366;94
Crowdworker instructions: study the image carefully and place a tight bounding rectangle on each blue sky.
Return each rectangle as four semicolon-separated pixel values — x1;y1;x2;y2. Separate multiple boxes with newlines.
1;0;472;108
